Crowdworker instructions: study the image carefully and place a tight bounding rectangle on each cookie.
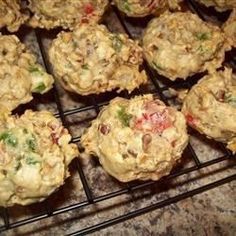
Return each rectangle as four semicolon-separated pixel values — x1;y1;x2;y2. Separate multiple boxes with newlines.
49;24;147;95
182;68;236;152
0;110;79;207
142;11;230;80
0;35;54;112
27;0;108;29
0;0;28;32
81;94;188;182
196;0;236;11
113;0;182;17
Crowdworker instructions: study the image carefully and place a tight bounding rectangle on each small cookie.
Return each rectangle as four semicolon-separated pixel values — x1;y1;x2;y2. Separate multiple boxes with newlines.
142;11;230;80
182;68;236;152
49;24;147;95
196;0;236;11
113;0;182;17
81;94;188;182
0;35;54;112
0;0;28;32
27;0;109;30
0;110;79;207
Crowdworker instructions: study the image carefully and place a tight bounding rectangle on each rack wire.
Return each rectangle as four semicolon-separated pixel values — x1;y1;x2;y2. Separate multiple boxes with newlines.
0;1;236;235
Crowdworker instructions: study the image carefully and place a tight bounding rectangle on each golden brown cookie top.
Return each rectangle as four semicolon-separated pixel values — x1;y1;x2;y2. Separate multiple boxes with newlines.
113;0;182;17
0;110;79;207
81;94;188;182
182;68;236;152
0;0;28;32
27;0;109;29
49;24;147;95
142;11;230;80
0;34;54;112
197;0;236;11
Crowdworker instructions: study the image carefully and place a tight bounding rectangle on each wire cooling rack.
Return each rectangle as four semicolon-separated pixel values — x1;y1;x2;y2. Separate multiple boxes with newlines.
0;1;236;235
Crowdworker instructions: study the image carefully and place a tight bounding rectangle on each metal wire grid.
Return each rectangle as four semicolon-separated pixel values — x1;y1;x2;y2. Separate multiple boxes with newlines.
0;1;236;234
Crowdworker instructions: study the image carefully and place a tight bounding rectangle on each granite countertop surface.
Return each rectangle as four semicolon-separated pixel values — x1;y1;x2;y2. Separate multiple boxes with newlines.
1;3;236;236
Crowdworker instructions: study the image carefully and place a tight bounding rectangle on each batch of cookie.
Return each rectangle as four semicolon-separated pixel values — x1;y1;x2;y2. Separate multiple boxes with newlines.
0;0;235;207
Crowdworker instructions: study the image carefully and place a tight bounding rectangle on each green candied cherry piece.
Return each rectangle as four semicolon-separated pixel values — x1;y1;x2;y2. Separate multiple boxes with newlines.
28;65;44;75
32;82;46;93
224;93;236;107
26;135;37;152
24;132;40;165
29;64;53;94
111;35;123;52
122;0;131;12
197;45;210;55
117;106;132;127
0;131;18;147
195;32;211;41
25;156;40;165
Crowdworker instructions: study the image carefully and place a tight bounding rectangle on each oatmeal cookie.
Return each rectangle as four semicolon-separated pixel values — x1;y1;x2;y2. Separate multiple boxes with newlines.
0;110;79;207
196;0;236;11
0;0;28;32
142;11;230;80
81;94;188;182
182;68;236;152
113;0;182;17
27;0;108;30
49;24;147;95
0;35;54;112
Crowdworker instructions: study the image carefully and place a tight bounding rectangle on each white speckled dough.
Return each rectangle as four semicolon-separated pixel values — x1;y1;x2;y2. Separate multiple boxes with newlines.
113;0;182;17
0;0;28;32
182;68;236;152
81;94;188;182
196;0;236;11
27;0;109;30
0;110;79;207
142;11;231;80
0;35;54;112
49;24;147;95
223;9;236;47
